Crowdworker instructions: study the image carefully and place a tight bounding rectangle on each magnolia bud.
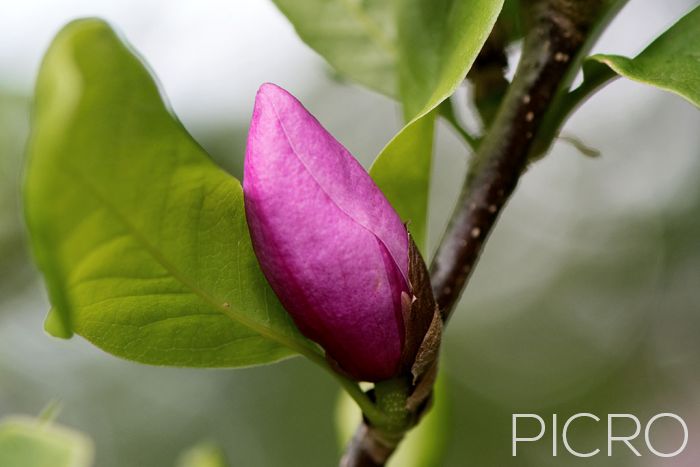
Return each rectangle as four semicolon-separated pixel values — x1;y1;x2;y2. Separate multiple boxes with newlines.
243;83;437;382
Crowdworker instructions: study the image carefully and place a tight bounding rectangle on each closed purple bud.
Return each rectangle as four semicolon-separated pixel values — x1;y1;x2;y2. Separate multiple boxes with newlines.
243;83;410;381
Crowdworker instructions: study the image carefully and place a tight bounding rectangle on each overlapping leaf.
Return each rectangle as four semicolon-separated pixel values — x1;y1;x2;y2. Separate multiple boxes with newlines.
25;19;315;367
271;0;397;97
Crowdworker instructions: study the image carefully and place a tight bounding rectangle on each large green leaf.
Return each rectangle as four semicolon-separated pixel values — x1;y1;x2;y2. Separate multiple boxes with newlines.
271;0;397;97
371;0;504;253
590;5;700;108
0;416;93;467
397;0;505;118
24;19;316;367
370;112;435;251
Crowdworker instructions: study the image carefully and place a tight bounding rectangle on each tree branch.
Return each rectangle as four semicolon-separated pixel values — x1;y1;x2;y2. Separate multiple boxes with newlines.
431;0;608;320
339;422;403;467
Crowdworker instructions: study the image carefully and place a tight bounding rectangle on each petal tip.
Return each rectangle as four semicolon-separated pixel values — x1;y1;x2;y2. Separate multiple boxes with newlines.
256;82;294;105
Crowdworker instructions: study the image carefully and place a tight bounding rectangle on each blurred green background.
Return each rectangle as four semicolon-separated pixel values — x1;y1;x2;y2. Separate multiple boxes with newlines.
1;1;699;465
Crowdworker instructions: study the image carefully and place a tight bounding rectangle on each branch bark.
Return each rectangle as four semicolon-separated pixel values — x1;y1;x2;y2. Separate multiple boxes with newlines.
431;0;607;321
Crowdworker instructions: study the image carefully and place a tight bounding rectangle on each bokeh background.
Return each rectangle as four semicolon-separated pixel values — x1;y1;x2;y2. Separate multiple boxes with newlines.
1;1;699;465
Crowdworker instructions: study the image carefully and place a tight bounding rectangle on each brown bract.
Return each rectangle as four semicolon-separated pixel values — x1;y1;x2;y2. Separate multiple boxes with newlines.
399;234;442;412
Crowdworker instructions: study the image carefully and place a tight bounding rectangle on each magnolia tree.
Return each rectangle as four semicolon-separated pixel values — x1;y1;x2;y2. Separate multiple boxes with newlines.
22;1;699;466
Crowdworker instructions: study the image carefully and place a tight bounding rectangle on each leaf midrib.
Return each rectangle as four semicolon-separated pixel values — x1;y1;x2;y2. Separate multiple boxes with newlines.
63;158;315;357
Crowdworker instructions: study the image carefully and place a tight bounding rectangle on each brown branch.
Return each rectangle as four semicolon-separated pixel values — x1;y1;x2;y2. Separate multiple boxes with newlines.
431;0;607;321
339;423;402;467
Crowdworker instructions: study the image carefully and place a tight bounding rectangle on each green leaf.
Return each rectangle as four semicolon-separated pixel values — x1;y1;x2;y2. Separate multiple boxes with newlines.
0;416;94;467
370;112;435;252
335;370;451;467
590;5;700;108
397;0;505;118
24;19;317;368
371;0;504;253
271;0;397;97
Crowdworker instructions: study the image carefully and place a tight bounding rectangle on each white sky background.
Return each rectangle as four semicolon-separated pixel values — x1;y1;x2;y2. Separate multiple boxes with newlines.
0;0;320;121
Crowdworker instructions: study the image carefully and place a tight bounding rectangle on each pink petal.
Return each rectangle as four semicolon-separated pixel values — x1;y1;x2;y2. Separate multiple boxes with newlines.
243;83;409;381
